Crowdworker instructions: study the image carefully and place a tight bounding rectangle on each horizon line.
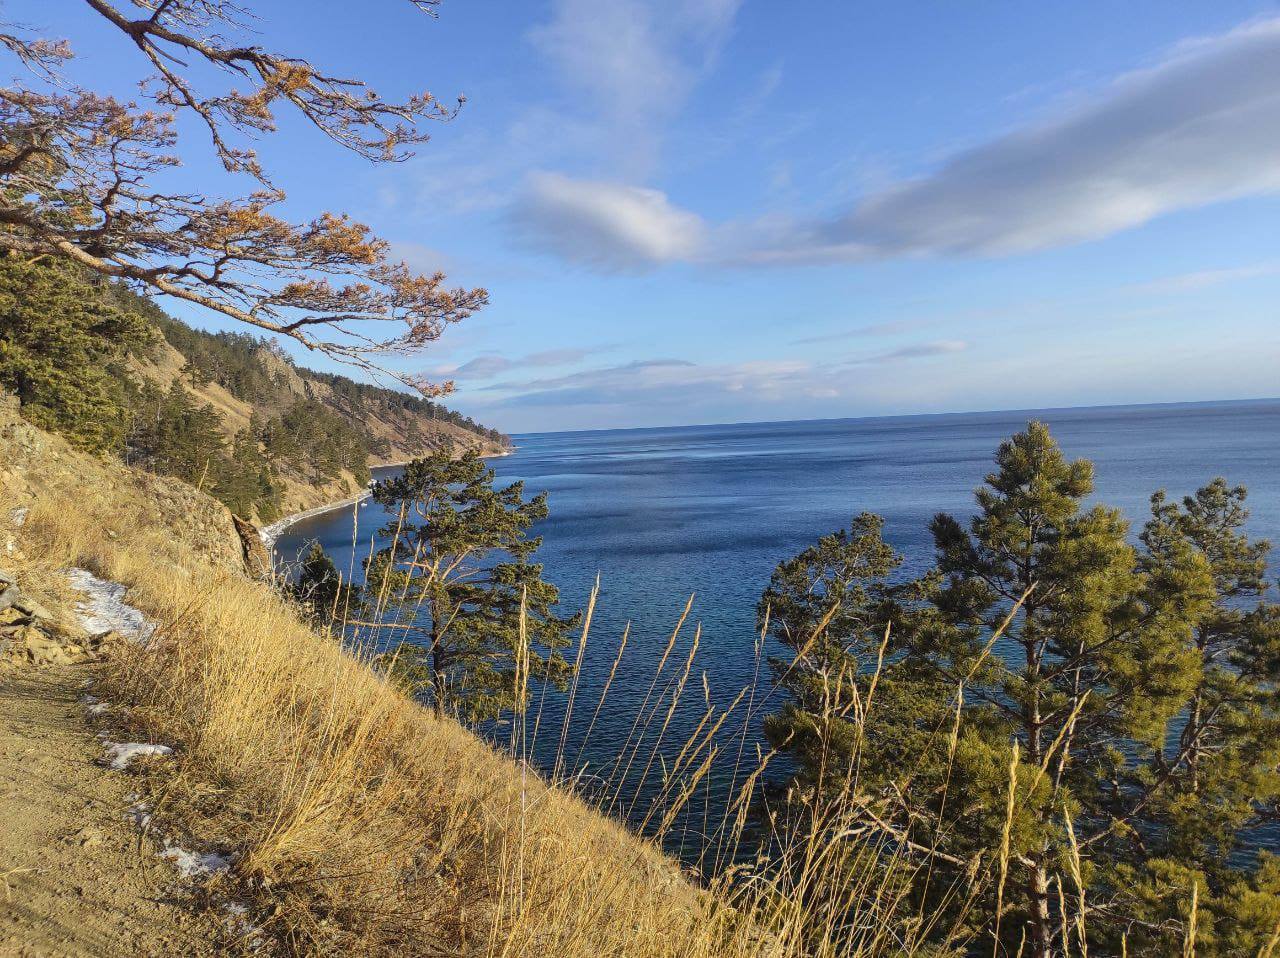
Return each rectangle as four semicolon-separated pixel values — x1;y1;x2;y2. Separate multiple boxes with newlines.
508;395;1280;439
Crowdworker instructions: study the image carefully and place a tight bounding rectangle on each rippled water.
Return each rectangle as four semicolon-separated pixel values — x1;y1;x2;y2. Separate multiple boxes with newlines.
275;399;1280;845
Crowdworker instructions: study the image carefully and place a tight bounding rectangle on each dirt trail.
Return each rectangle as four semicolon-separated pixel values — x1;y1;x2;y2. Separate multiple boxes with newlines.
0;663;219;957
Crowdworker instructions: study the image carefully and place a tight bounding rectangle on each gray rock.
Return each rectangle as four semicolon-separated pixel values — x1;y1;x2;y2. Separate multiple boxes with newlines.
0;583;17;611
13;595;52;622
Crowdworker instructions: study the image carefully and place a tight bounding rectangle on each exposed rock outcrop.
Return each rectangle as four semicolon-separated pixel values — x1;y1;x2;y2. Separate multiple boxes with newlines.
232;514;272;580
0;567;123;668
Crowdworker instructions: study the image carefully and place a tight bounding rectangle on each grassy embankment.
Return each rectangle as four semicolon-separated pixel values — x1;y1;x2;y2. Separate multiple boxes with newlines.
5;409;1052;956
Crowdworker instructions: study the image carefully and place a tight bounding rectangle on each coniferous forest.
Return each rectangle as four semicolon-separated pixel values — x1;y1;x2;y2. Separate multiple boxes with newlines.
0;257;508;521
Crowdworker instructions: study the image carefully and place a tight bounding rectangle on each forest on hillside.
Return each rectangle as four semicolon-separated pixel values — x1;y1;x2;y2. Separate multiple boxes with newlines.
0;257;507;522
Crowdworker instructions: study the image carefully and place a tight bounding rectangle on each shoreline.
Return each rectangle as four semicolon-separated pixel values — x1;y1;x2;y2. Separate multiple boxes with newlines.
260;446;513;552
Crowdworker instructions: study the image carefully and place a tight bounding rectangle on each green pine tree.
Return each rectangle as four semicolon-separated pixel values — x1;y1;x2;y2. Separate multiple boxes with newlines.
0;256;153;452
367;449;577;722
761;423;1280;955
291;542;364;632
758;513;934;795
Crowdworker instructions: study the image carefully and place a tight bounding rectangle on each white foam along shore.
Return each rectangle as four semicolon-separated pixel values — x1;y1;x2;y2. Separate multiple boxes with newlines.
258;492;371;551
259;446;513;552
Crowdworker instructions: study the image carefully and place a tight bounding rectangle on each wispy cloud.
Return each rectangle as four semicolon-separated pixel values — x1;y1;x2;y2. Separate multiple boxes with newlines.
511;172;706;270
434;346;611;381
517;17;1280;271
478;341;969;412
790;318;935;346
856;340;969;363
529;0;741;177
1129;260;1280;295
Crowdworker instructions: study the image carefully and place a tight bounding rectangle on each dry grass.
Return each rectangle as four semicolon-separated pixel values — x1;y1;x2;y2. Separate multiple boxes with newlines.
7;432;1041;957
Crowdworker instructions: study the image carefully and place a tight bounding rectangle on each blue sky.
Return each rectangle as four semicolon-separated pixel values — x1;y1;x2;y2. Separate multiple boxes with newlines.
18;1;1280;432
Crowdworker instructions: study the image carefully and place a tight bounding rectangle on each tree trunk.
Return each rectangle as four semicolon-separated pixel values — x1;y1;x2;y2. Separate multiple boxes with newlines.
430;602;446;720
1027;864;1054;958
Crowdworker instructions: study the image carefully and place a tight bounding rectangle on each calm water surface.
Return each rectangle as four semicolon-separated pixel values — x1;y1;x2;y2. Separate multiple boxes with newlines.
275;399;1280;841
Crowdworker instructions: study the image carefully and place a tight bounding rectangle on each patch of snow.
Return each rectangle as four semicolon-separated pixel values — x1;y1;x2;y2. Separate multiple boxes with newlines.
102;741;173;770
66;568;156;644
86;702;110;717
81;693;99;704
125;802;153;830
223;902;265;948
9;507;27;527
160;844;233;879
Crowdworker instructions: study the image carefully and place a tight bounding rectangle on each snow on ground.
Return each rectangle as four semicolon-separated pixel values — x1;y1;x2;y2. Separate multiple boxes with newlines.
125;801;153;830
101;741;173;770
66;567;156;643
81;694;110;716
160;844;233;879
223;902;265;949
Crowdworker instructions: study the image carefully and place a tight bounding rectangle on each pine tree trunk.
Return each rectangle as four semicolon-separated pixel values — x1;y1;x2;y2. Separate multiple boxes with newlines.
1023;602;1053;958
1028;865;1053;958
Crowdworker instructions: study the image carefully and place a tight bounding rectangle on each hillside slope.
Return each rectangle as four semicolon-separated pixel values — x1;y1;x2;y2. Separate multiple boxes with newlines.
131;318;510;517
0;389;740;957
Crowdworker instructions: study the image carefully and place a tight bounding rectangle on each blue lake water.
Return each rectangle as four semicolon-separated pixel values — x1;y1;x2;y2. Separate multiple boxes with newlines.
274;399;1280;846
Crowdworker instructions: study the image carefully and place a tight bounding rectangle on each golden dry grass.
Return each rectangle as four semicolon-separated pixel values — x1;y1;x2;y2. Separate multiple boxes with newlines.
5;422;1013;957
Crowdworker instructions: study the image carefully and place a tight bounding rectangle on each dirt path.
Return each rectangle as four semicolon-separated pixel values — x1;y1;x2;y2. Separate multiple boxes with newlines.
0;663;220;957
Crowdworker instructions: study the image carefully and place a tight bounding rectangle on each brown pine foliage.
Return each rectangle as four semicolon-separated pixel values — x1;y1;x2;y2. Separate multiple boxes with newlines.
0;1;485;393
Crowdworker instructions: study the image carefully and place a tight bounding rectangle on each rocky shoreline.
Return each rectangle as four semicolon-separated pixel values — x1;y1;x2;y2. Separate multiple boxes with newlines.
259;447;514;552
259;492;372;551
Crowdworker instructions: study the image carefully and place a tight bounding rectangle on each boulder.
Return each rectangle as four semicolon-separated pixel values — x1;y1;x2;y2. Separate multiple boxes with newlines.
5;626;80;666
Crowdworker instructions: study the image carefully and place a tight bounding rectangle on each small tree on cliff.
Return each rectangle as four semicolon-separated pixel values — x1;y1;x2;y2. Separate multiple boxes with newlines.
292;542;364;633
367;449;576;722
761;423;1280;956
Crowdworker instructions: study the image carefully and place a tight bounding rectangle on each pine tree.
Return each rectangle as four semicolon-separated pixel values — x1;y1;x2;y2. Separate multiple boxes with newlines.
758;513;924;793
761;424;1280;955
213;429;281;520
291;542;363;632
367;449;577;722
135;384;228;488
1108;480;1280;954
0;257;153;452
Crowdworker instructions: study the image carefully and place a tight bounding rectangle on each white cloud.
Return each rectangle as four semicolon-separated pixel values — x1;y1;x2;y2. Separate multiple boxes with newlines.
512;172;707;270
528;0;741;176
744;16;1280;262
520;17;1280;271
